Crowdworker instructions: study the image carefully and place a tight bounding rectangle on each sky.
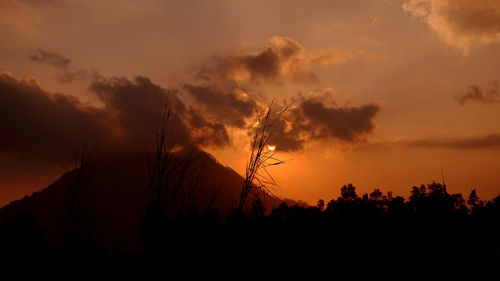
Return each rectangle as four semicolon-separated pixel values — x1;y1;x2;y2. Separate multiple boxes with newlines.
1;0;500;206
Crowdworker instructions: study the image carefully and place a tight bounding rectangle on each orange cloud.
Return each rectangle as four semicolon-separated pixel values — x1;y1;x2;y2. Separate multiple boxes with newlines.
403;0;500;54
197;36;347;82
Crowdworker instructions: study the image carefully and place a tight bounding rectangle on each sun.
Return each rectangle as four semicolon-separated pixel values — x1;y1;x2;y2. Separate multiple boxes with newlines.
267;145;276;151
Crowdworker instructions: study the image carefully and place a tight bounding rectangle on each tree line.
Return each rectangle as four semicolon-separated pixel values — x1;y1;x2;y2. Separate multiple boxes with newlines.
2;181;499;279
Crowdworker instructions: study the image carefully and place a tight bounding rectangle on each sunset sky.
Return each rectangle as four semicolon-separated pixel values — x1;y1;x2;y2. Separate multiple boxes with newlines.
2;0;500;206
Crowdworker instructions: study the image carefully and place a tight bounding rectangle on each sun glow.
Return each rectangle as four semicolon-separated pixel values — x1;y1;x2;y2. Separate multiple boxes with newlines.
267;145;276;151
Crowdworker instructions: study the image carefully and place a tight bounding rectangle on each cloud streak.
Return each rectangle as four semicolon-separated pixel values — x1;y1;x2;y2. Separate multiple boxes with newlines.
29;48;71;68
29;48;100;82
457;81;500;105
405;134;500;150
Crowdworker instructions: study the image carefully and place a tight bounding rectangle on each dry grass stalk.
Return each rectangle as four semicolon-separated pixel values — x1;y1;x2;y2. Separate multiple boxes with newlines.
239;102;288;210
64;143;98;251
147;105;175;213
147;104;201;217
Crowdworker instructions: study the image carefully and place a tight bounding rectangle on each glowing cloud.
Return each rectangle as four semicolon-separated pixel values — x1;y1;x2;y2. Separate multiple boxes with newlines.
403;0;500;54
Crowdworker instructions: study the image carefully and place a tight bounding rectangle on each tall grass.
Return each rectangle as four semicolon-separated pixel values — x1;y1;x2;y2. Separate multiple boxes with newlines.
147;105;175;207
239;102;288;210
64;144;97;251
147;104;201;217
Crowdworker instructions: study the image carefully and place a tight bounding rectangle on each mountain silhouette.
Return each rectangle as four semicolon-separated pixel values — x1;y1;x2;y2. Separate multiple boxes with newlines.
0;148;292;250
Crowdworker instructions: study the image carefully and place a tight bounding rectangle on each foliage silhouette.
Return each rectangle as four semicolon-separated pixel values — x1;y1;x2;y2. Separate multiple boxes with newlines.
3;179;500;279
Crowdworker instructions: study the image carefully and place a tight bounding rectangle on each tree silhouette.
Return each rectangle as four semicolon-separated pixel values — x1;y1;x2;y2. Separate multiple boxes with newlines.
249;195;266;219
316;199;325;211
467;189;484;214
0;213;46;280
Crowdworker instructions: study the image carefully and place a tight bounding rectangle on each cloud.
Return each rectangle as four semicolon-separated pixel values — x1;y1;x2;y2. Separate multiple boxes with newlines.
182;85;379;153
183;84;260;128
405;134;500;149
359;134;500;152
268;117;306;152
0;72;109;162
89;76;230;148
10;36;378;162
403;0;500;53
29;48;71;67
182;36;376;152
268;96;380;151
0;72;230;163
197;36;346;82
299;99;380;141
185;107;230;146
182;83;379;152
29;48;101;82
89;76;191;149
457;81;500;105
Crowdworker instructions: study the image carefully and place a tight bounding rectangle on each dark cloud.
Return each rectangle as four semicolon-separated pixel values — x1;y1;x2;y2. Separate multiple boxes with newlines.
29;48;71;68
89;76;190;149
197;36;321;82
0;72;230;163
29;48;100;83
406;134;500;150
183;82;379;152
183;84;259;128
267;97;380;151
0;72;108;162
88;76;231;149
184;80;380;152
265;114;305;151
457;81;500;105
186;107;229;146
300;99;379;141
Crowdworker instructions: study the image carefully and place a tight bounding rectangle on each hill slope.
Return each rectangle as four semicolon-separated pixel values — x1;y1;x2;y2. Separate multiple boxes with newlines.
0;149;291;250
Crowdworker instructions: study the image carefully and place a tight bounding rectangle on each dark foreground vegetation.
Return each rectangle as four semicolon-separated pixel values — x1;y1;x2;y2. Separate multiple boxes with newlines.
1;181;500;280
